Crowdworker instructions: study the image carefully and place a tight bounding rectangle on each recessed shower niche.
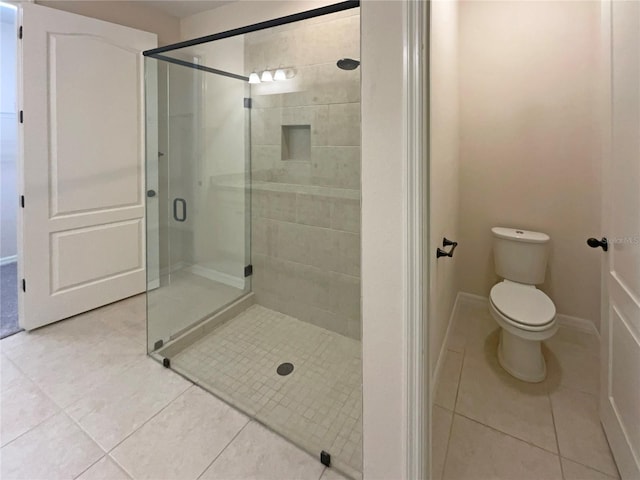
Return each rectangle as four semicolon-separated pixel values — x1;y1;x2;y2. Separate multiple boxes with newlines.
282;125;311;161
144;3;362;478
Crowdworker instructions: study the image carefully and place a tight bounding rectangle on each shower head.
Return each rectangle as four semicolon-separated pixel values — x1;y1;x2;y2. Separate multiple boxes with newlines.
337;58;360;70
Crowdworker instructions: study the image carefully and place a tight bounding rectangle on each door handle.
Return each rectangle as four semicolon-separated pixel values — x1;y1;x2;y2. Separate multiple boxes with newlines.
587;237;608;252
437;237;458;259
173;198;187;222
147;189;156;198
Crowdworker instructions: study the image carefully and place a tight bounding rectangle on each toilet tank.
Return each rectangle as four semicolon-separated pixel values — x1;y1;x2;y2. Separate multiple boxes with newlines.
492;227;550;285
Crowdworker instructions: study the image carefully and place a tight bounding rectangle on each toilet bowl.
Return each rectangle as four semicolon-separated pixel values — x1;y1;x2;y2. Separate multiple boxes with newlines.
489;280;558;382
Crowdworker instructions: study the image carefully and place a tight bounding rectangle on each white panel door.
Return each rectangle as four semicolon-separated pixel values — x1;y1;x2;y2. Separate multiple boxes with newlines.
20;4;156;330
600;1;640;478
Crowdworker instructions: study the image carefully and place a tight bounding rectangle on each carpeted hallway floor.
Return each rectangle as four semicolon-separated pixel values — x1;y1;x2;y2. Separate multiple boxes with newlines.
1;262;21;339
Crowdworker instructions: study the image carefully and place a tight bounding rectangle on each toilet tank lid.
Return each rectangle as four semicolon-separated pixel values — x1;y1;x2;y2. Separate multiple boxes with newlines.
492;227;550;244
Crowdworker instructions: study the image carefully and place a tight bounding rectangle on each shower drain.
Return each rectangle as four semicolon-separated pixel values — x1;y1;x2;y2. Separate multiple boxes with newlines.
276;362;294;376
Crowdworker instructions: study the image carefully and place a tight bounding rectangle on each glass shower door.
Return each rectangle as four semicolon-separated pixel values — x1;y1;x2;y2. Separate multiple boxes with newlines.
144;6;362;477
146;57;251;353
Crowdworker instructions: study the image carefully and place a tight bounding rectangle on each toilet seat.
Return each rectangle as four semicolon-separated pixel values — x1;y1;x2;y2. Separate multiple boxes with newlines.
490;281;556;331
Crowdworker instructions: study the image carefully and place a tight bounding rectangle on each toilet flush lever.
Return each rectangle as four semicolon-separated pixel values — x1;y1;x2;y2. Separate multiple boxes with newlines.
437;237;458;259
587;237;608;252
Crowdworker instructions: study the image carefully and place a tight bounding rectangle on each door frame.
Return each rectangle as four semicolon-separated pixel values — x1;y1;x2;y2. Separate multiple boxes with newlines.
361;0;430;478
405;1;430;479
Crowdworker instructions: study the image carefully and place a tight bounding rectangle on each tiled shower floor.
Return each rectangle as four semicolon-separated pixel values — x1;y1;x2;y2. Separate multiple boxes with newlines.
170;305;363;478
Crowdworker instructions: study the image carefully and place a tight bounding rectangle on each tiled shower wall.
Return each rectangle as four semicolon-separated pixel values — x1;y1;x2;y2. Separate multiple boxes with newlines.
246;11;361;339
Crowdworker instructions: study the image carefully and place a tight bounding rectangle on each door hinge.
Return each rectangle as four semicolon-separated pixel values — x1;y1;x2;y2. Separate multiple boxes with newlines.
18;26;22;39
19;111;23;123
22;279;26;292
244;264;253;277
243;97;252;109
20;195;24;208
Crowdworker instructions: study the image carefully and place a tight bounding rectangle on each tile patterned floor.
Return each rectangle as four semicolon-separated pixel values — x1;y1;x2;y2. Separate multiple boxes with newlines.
0;295;348;480
1;291;618;480
171;305;363;479
432;297;621;480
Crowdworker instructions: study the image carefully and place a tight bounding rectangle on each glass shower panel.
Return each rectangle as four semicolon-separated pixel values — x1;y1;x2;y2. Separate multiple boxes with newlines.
145;57;251;352
245;11;362;477
146;5;361;478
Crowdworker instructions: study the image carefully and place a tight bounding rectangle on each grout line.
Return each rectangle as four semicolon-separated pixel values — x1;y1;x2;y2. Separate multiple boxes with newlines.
106;382;196;454
439;409;456;480
451;349;465;412
170;306;362;478
440;299;611;478
65;358;193;453
547;391;565;479
558;456;620;479
0;407;59;450
108;452;139;480
438;347;465;479
105;384;200;480
1;321;146;448
547;381;600;398
1;304;183;478
73;454;107;480
454;411;561;457
195;420;252;480
254;215;361;239
0;358;62;449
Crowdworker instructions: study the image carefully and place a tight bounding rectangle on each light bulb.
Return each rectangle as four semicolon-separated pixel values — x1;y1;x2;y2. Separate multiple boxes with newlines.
248;72;261;84
273;69;286;81
261;70;273;82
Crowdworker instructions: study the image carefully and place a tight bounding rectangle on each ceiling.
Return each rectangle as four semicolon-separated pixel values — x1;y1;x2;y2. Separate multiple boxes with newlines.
143;0;235;18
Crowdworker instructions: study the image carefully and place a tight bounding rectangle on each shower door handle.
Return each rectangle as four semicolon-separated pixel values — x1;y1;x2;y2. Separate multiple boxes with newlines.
173;198;187;222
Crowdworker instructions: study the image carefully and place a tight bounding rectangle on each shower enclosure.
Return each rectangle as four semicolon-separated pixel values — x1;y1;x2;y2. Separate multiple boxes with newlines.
144;2;362;477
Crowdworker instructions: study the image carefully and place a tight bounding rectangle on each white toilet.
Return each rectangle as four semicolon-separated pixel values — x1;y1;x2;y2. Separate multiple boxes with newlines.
489;227;558;383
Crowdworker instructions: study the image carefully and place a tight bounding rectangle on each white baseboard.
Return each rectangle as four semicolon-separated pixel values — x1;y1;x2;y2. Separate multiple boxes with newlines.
188;264;245;290
456;291;488;306
556;313;600;337
454;291;599;338
160;261;185;277
0;255;17;266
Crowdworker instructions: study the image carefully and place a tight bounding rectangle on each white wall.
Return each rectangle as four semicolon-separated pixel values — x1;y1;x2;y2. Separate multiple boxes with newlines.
1;5;18;262
429;0;459;376
179;1;337;39
456;0;602;327
36;0;180;45
361;1;410;478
